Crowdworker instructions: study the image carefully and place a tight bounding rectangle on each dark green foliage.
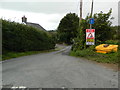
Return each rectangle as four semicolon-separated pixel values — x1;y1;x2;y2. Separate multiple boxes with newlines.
57;13;79;44
92;9;113;42
111;26;118;40
2;19;55;54
72;9;114;51
48;30;57;44
72;18;89;51
104;40;119;45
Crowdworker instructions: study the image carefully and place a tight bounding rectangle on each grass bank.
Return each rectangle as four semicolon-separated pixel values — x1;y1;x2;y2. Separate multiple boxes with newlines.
1;44;67;61
70;46;119;64
2;50;56;61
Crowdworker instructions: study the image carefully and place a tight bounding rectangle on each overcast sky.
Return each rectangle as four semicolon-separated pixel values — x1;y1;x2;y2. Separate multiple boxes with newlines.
0;0;119;30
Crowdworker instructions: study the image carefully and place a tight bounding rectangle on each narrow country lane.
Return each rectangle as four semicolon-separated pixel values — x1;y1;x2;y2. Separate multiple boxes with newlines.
2;46;118;88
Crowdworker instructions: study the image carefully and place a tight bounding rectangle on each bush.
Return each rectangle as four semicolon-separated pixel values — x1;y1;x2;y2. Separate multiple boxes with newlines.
104;40;119;45
2;19;55;54
70;46;119;64
57;13;79;44
72;9;114;51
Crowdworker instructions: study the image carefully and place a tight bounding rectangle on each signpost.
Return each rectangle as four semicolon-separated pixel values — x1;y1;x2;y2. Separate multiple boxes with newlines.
86;0;95;45
86;29;95;45
89;18;94;24
86;18;95;45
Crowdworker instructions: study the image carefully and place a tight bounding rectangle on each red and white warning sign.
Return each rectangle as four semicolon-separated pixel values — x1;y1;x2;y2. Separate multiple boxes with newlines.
86;29;95;45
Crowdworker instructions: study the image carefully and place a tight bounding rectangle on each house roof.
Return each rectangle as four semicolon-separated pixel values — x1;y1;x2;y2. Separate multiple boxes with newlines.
26;22;46;31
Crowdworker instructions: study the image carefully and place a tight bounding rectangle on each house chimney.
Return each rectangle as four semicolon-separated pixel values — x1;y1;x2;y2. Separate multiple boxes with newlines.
22;15;27;23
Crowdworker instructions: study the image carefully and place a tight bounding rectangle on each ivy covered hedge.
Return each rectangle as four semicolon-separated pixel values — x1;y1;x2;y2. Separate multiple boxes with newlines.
2;19;55;54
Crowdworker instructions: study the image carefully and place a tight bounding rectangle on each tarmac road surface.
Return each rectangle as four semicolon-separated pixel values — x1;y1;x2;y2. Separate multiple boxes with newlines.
2;46;118;88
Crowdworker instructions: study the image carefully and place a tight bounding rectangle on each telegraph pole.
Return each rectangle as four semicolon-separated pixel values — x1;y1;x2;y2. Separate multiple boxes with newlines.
90;0;94;29
80;0;83;22
90;0;94;18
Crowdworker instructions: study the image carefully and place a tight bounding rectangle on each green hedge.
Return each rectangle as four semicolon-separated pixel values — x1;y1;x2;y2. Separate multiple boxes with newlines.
104;40;119;45
2;19;55;54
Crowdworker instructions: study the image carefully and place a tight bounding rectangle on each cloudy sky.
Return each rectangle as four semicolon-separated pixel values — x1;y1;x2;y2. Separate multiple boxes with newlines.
0;0;119;30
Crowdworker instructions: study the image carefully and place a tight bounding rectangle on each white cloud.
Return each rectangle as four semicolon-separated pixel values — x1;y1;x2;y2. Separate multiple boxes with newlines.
0;0;118;30
0;0;119;2
0;9;65;30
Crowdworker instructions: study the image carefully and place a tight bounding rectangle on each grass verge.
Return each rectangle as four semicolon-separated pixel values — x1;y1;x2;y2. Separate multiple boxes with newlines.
2;49;56;61
70;46;119;64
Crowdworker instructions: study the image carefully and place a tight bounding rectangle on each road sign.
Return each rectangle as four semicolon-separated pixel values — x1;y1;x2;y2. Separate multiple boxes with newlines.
89;18;94;24
86;29;95;45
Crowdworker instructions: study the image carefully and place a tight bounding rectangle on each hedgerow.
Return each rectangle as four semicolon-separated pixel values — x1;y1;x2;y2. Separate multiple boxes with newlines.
2;19;55;54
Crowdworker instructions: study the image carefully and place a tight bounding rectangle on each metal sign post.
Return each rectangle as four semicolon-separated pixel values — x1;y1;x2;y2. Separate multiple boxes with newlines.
86;18;95;45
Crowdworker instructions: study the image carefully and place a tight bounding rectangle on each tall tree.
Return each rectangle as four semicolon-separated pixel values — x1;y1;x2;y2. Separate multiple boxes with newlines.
57;13;79;44
93;9;113;42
